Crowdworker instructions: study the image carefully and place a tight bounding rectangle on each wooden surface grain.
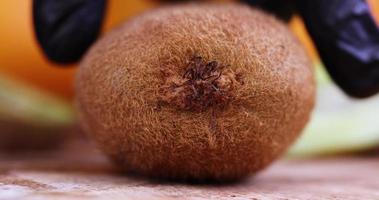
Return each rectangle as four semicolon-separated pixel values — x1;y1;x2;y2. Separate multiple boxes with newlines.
0;139;378;200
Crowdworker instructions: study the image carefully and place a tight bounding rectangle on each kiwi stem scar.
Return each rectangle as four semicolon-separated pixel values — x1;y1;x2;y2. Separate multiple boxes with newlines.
158;56;242;112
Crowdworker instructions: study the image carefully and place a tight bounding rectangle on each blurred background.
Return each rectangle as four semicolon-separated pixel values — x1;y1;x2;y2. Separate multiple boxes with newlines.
0;0;378;157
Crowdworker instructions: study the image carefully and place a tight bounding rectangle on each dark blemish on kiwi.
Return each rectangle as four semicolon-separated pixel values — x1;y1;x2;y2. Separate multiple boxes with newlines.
159;56;243;112
153;101;164;111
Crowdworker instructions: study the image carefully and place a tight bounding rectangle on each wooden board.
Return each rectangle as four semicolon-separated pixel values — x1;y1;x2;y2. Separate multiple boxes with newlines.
1;139;379;200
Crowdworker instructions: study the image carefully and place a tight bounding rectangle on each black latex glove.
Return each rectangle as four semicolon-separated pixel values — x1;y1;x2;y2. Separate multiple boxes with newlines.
244;0;379;98
33;0;379;98
33;0;106;64
296;0;379;98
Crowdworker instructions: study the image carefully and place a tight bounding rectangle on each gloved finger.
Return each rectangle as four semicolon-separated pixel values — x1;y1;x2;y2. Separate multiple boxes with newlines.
241;0;296;22
33;0;107;64
296;0;379;98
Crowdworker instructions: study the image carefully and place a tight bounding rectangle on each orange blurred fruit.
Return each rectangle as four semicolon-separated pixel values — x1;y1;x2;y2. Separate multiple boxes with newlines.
0;0;154;99
368;0;379;23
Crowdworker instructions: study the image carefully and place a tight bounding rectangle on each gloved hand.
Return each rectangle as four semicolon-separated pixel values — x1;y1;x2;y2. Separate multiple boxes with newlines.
245;0;379;98
33;0;106;64
33;0;379;98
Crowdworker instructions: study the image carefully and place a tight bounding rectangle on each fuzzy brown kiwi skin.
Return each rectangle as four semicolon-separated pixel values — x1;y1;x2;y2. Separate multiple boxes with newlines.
76;3;315;181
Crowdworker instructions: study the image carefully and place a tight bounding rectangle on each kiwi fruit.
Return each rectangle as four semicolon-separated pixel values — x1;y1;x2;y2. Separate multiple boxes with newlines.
76;3;315;181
